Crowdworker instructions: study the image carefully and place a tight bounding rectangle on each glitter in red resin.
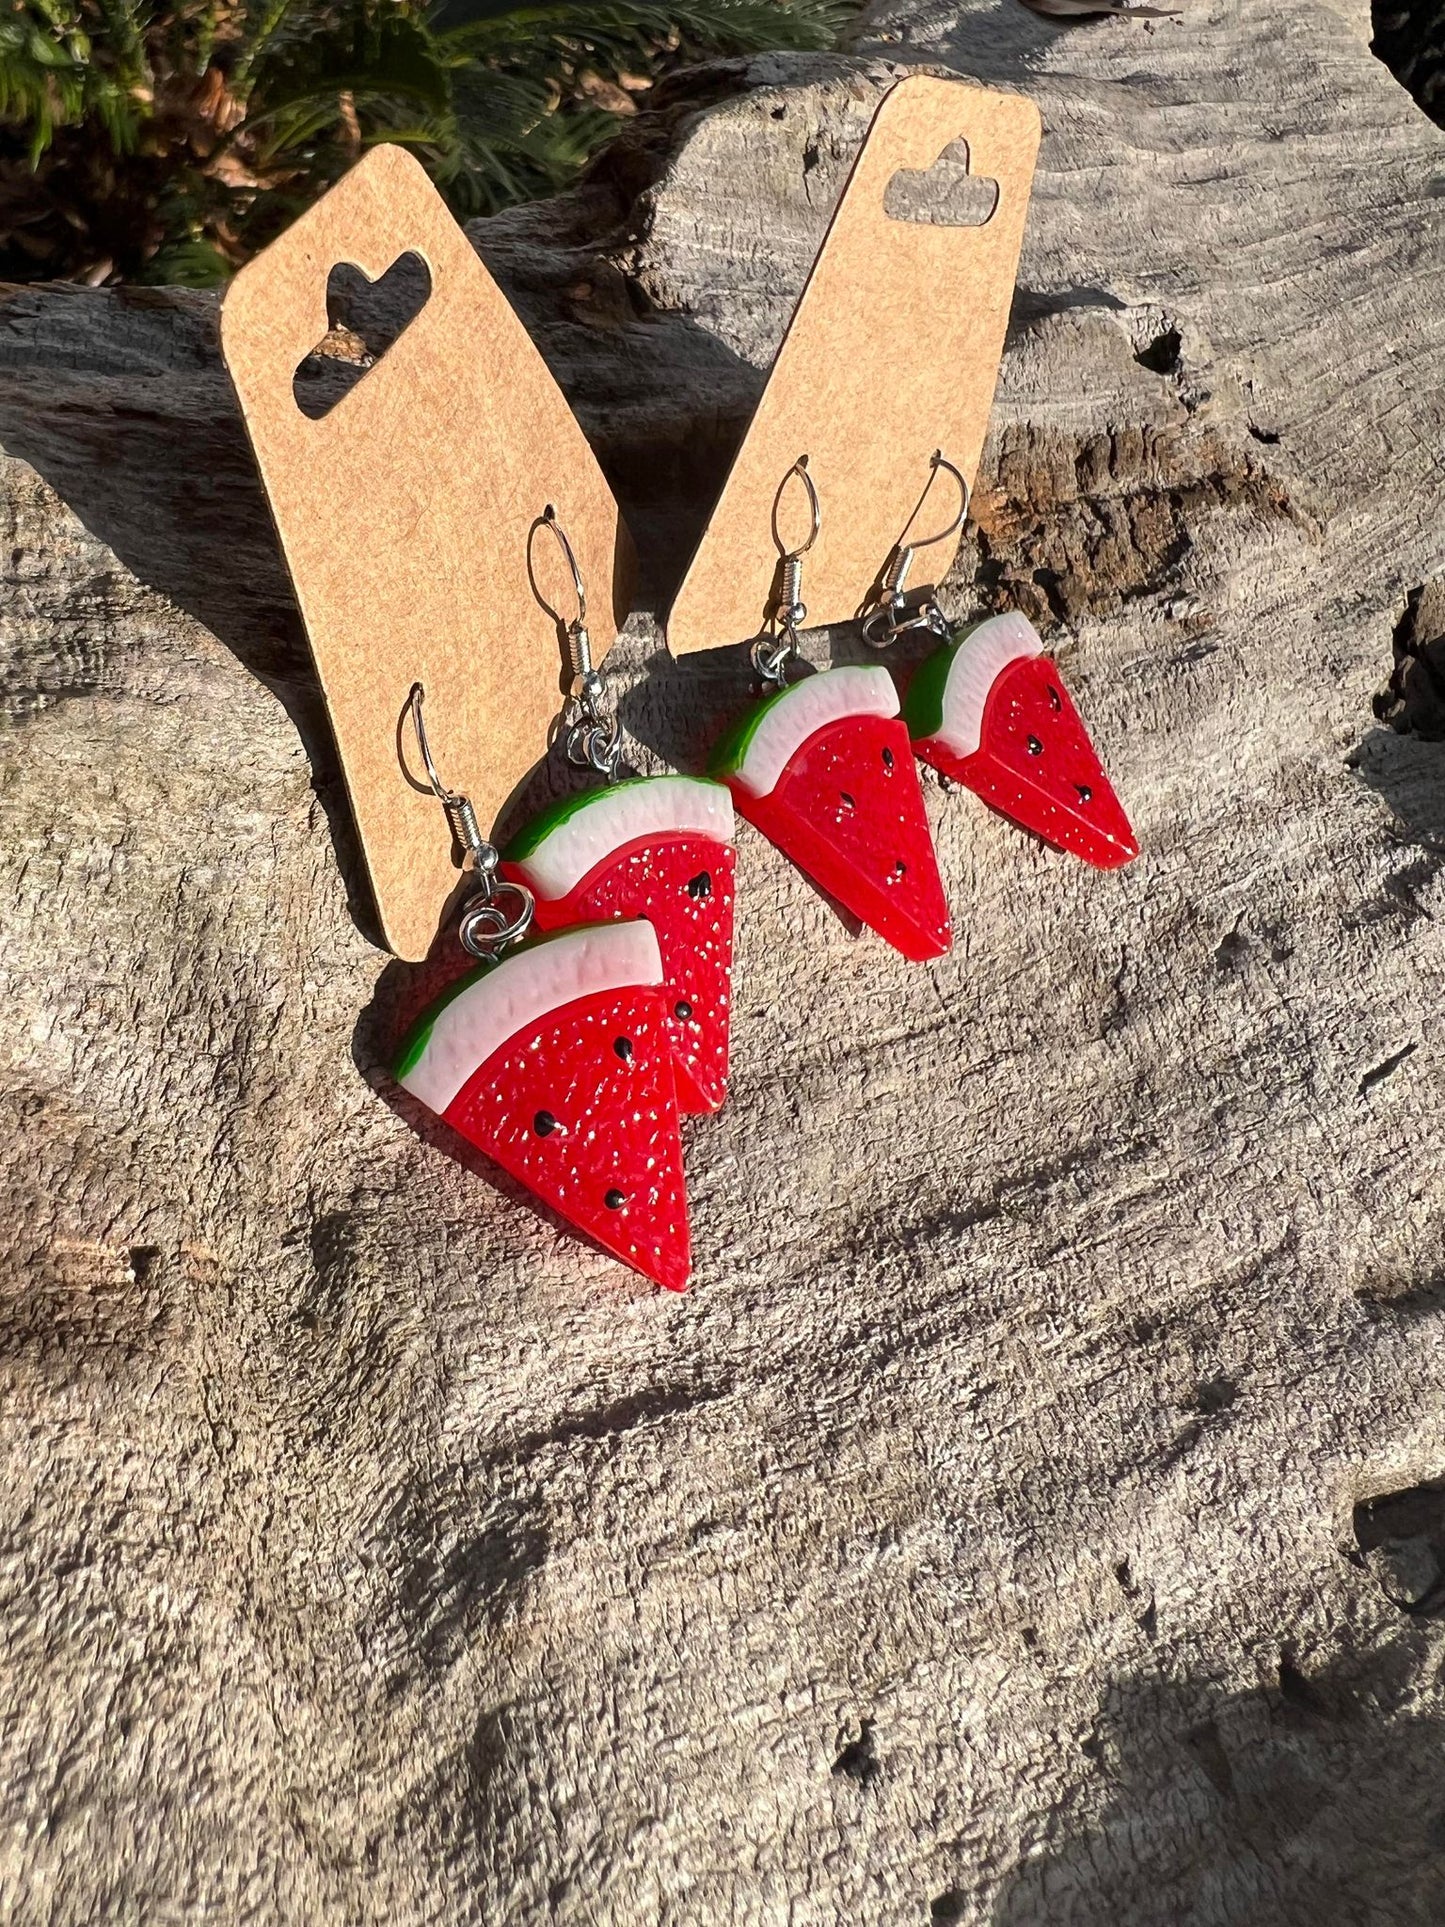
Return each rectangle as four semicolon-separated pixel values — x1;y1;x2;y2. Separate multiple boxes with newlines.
442;985;690;1291
917;654;1137;870
727;712;951;962
508;835;735;1115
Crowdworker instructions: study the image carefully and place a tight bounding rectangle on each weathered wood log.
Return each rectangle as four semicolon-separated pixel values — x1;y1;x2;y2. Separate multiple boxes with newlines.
2;5;1445;1921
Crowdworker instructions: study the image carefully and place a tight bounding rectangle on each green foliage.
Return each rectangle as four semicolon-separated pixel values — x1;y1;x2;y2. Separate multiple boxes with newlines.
0;0;852;284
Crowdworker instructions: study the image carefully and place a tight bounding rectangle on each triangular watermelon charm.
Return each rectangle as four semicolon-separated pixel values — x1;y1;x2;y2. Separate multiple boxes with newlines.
710;665;951;962
903;613;1138;871
500;776;735;1115
394;922;690;1290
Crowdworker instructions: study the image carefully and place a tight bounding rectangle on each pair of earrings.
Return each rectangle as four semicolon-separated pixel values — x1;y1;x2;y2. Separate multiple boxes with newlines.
394;469;1135;1294
713;453;1137;966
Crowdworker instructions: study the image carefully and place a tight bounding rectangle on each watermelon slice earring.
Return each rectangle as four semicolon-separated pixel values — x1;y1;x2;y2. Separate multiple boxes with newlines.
393;683;693;1292
498;507;737;1115
865;453;1138;872
708;457;951;962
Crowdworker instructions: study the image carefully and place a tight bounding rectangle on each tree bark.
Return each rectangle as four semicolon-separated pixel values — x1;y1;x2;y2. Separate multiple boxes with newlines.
1;5;1444;1923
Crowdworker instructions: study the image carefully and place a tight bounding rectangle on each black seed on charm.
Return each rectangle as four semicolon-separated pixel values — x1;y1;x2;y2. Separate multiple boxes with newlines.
613;1036;633;1060
894;860;907;877
882;747;895;769
674;999;693;1020
605;1189;626;1210
533;1110;556;1136
687;871;712;900
1027;734;1044;756
1075;783;1093;802
1048;686;1062;711
839;791;856;811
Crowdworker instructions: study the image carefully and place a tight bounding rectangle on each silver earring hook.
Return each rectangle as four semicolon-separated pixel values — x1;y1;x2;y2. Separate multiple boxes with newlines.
537;503;588;632
772;454;821;564
529;506;622;780
754;456;820;687
409;680;467;817
906;451;971;553
405;681;533;959
861;450;970;649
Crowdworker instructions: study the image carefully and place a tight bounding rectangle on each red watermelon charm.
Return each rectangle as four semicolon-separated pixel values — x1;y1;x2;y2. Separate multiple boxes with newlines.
903;613;1137;871
500;776;735;1115
710;664;951;962
394;922;690;1290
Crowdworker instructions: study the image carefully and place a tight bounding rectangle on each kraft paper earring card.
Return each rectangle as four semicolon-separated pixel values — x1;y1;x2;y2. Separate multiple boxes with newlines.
221;144;635;961
667;76;1042;659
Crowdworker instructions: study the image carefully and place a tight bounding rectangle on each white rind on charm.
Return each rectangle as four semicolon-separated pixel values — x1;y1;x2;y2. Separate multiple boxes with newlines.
929;612;1045;758
730;664;900;799
398;921;664;1116
512;776;735;900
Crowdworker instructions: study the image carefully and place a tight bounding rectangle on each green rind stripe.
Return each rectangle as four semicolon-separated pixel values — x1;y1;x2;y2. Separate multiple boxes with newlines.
393;922;632;1084
708;682;795;778
901;622;981;742
501;784;612;863
394;961;492;1082
502;774;728;867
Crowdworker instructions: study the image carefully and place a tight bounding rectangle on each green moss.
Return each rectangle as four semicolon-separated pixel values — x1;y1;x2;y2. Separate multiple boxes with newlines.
900;623;979;741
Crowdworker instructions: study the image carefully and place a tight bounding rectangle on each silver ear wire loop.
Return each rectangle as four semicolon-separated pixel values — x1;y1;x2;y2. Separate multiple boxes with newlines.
531;506;623;779
861;451;970;649
407;681;534;960
752;455;821;687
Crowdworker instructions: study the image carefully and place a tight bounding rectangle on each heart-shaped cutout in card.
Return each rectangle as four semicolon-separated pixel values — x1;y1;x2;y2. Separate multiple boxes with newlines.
292;250;434;420
884;137;1000;228
222;145;635;961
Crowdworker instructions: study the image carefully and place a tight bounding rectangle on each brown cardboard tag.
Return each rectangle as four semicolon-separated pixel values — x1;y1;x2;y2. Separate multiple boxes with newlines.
666;75;1041;657
221;144;634;961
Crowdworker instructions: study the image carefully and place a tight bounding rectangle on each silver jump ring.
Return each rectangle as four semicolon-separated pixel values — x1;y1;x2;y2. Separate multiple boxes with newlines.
861;607;896;650
566;716;622;777
751;631;796;687
459;879;534;960
863;602;950;650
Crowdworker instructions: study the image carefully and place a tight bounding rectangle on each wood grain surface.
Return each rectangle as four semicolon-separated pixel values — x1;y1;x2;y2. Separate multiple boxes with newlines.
0;4;1443;1921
